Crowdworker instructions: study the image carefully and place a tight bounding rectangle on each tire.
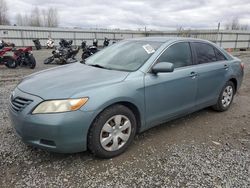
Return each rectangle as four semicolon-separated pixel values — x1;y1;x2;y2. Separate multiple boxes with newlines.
4;57;17;69
58;58;67;64
28;54;36;69
66;58;77;64
212;81;235;112
88;105;137;158
82;51;90;60
44;56;54;64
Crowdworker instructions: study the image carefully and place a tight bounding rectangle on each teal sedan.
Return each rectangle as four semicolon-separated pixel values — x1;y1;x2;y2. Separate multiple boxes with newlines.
9;37;244;158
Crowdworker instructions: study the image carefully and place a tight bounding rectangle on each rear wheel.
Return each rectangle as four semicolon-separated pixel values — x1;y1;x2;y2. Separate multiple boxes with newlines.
82;51;90;60
28;54;36;69
4;57;17;69
88;105;137;158
212;81;235;112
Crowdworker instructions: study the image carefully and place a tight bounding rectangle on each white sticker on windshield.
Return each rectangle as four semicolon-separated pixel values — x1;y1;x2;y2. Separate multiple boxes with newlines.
142;44;155;54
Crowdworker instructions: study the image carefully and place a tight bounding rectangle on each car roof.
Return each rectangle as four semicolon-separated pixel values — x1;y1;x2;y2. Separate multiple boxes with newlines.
126;37;210;43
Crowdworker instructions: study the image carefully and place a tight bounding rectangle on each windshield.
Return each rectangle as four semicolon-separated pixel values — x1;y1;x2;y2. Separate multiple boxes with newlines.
85;40;163;71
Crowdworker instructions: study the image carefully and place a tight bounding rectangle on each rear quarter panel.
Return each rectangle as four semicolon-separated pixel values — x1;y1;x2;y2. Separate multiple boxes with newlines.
229;57;244;91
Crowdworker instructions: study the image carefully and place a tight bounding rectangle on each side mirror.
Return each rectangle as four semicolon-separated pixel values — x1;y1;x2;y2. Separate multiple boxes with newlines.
151;62;174;74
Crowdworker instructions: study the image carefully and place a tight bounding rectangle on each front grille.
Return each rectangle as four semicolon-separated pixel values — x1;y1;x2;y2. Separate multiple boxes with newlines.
10;97;33;112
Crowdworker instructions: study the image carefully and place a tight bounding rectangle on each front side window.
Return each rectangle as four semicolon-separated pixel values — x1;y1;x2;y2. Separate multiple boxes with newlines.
193;42;217;64
157;42;192;68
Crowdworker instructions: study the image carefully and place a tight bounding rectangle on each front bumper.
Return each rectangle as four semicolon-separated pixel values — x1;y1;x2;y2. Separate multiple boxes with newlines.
8;88;95;153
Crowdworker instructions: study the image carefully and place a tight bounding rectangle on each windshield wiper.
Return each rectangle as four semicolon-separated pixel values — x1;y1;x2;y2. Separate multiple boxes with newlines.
88;64;110;69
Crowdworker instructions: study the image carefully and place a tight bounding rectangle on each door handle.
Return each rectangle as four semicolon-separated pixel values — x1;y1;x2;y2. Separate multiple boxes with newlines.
190;72;198;79
224;64;229;70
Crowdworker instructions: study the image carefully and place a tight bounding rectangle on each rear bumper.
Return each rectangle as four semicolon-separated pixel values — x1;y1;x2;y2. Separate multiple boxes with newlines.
8;88;95;153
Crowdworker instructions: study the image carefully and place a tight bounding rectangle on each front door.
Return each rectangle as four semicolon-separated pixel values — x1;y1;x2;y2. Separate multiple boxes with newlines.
144;42;197;128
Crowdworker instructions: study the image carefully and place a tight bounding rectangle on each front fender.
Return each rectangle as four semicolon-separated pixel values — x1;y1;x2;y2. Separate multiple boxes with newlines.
72;72;146;130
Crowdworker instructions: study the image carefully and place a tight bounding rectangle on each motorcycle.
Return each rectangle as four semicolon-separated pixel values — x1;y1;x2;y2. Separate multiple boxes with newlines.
93;38;98;47
103;37;110;47
81;40;99;60
59;39;73;48
46;38;55;49
0;40;4;50
44;39;79;65
0;40;15;48
13;47;36;69
33;39;42;50
0;47;17;68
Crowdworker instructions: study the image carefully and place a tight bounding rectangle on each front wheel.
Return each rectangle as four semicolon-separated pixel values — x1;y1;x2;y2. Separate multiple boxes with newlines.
88;105;137;158
44;56;54;64
212;81;235;112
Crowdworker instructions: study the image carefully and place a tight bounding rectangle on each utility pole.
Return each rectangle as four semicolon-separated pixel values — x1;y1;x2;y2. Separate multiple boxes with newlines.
217;22;221;31
216;22;221;45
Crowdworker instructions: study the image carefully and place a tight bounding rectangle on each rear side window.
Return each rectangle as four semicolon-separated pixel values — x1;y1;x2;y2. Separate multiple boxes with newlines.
157;42;192;68
193;42;217;64
214;47;227;61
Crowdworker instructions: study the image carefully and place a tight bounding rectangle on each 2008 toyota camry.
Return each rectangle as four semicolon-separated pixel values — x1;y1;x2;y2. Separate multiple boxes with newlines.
9;37;244;158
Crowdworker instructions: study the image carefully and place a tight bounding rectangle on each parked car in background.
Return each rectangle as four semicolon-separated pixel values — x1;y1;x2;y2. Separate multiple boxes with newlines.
9;37;244;158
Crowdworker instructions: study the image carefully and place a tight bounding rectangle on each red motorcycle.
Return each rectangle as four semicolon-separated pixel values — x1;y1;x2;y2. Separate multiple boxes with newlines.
0;47;17;68
13;46;36;69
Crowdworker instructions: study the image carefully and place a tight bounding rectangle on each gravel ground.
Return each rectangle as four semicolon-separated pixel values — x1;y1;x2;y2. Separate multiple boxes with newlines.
0;50;250;187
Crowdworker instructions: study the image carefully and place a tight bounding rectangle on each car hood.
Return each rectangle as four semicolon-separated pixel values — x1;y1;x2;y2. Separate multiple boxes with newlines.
18;63;130;99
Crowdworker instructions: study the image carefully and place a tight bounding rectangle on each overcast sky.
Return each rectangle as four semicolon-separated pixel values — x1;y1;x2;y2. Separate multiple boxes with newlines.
6;0;250;30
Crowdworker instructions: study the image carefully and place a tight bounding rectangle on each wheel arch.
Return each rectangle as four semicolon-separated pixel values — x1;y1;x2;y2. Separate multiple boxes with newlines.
88;100;143;135
116;101;142;133
229;77;238;92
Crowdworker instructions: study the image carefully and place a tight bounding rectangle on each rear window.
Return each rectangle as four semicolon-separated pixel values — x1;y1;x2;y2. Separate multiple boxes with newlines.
214;47;227;61
193;42;217;64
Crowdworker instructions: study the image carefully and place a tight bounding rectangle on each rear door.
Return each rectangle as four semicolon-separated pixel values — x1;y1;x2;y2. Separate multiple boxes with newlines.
191;42;228;108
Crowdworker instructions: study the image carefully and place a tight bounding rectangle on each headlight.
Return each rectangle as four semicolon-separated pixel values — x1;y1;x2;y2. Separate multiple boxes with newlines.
32;98;88;114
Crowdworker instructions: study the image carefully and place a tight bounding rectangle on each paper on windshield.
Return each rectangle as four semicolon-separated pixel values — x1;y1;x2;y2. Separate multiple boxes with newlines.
142;44;155;54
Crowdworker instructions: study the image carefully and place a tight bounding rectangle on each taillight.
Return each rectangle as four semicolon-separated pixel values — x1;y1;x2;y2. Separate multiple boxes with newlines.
240;62;244;70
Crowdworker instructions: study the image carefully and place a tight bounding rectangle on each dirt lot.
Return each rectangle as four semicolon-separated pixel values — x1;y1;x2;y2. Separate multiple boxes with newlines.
0;50;250;187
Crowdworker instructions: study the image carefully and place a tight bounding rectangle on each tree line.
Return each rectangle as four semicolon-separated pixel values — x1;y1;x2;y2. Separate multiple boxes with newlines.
224;17;249;31
0;0;59;27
